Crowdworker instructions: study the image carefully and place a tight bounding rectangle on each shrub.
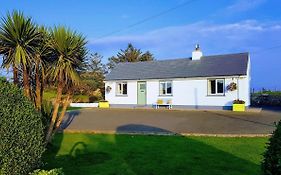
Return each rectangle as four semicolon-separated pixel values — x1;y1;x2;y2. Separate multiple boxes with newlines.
41;100;53;136
261;120;281;174
0;81;45;175
29;168;64;175
0;76;7;82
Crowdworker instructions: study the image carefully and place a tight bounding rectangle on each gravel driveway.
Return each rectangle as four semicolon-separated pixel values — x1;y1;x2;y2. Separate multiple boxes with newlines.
61;108;281;135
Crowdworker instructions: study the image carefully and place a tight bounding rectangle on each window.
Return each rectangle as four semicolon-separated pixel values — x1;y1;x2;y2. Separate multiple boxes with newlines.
208;79;225;95
159;81;172;96
116;82;127;95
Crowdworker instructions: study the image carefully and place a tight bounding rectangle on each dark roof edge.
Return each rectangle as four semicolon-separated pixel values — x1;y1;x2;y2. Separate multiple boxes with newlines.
105;73;248;81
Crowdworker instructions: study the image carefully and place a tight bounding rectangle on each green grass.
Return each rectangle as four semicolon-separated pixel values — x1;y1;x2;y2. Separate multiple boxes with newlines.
43;90;57;101
66;107;82;111
43;133;268;175
43;90;89;103
58;106;82;112
252;91;281;96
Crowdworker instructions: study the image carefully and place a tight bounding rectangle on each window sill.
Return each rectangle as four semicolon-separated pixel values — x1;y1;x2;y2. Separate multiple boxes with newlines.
206;94;225;97
116;95;128;97
158;95;173;97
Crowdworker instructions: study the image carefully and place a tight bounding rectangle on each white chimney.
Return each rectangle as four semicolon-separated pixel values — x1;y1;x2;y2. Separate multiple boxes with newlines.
192;44;203;60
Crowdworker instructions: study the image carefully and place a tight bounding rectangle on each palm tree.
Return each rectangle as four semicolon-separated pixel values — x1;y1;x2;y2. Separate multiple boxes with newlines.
33;26;52;109
53;81;74;134
0;11;40;98
45;26;87;143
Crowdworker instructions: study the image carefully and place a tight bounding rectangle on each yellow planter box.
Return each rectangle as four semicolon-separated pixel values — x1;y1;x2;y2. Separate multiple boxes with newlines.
99;101;109;108
232;104;245;112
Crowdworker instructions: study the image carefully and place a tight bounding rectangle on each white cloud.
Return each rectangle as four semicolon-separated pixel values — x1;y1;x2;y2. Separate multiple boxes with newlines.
88;20;281;89
226;0;267;13
89;20;281;57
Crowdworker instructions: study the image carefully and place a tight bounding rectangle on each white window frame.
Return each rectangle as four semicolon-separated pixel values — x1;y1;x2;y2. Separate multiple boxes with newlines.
208;79;225;96
116;82;127;96
159;81;173;96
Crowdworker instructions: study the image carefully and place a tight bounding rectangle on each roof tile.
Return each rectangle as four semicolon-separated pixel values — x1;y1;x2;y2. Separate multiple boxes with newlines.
105;52;249;80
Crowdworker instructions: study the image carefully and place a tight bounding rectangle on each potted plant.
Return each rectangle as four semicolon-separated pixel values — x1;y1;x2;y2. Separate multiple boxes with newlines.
106;86;112;93
227;82;237;91
99;100;109;108
233;99;245;112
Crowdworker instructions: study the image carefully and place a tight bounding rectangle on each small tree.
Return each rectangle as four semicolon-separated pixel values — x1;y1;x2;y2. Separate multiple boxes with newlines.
107;43;154;69
262;120;281;175
0;80;45;175
75;53;106;99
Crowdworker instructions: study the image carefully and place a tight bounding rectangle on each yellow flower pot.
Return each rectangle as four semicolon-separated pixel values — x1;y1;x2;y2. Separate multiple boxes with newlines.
99;101;109;108
233;104;245;112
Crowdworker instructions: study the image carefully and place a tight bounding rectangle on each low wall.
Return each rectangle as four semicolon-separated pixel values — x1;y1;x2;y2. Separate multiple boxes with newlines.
70;103;98;108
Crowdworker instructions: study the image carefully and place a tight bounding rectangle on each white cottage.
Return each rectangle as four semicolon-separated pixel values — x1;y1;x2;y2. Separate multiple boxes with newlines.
104;46;250;110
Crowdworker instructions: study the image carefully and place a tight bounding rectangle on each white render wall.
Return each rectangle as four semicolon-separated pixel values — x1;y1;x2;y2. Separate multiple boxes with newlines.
105;81;137;105
105;76;250;107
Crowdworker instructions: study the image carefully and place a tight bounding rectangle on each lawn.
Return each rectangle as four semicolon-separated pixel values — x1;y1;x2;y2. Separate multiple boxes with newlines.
64;106;82;112
44;90;89;103
43;133;268;175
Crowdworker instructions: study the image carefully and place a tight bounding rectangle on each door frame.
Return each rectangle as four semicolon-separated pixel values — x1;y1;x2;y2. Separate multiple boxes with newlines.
137;81;147;105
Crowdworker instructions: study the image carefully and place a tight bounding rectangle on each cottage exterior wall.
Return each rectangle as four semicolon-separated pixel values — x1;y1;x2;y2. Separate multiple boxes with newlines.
105;75;250;107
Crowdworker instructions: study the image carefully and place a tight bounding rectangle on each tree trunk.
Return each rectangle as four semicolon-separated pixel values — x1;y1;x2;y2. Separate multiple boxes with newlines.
22;66;31;99
52;89;72;135
40;72;45;107
35;60;41;109
45;72;64;143
13;66;19;86
40;78;44;108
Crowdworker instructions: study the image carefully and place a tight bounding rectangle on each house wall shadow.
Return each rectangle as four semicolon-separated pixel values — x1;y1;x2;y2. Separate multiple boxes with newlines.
43;124;263;175
116;124;176;135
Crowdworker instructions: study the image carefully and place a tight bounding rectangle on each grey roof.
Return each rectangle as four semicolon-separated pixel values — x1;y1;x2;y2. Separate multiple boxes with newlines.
105;52;249;81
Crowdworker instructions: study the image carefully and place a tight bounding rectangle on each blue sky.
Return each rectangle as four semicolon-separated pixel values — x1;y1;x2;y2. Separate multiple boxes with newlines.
1;0;281;90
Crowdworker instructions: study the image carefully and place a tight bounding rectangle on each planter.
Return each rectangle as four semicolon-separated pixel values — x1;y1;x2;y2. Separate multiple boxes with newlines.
232;104;245;112
99;101;109;108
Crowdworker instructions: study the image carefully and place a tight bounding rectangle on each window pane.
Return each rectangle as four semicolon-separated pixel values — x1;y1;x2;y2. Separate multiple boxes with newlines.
217;80;224;93
167;82;172;94
160;82;166;95
117;83;122;94
210;80;216;94
123;83;127;95
140;84;146;90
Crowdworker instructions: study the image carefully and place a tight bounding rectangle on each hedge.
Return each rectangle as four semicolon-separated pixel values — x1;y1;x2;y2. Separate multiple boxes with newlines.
29;168;64;175
0;80;45;175
262;120;281;174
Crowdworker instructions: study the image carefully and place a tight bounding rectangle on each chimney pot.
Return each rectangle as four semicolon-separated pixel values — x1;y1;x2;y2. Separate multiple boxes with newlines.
192;44;203;60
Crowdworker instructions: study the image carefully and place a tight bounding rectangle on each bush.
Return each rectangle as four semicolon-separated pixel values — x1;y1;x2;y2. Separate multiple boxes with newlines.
0;76;7;82
0;81;45;175
261;120;281;174
29;168;64;175
251;93;281;106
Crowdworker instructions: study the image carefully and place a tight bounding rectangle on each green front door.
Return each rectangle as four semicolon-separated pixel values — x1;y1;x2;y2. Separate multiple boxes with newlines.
137;81;146;105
